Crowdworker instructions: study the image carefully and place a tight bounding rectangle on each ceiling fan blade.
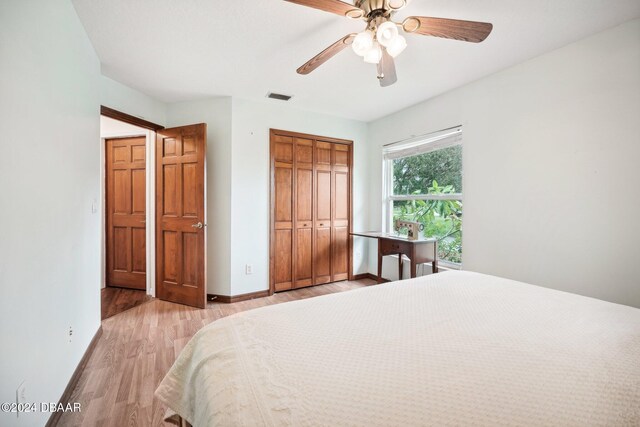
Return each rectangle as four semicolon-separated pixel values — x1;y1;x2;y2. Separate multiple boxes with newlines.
297;34;355;75
285;0;365;18
402;16;493;43
377;49;397;87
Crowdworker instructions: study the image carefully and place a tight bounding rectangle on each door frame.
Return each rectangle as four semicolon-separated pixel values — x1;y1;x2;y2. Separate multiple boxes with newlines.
268;129;354;295
100;106;164;296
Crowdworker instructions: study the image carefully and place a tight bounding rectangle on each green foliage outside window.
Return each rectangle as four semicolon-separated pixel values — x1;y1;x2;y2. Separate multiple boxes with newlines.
392;145;462;264
393;145;462;194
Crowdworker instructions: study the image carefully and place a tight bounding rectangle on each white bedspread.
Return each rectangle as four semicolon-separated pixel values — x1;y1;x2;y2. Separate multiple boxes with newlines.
155;271;640;426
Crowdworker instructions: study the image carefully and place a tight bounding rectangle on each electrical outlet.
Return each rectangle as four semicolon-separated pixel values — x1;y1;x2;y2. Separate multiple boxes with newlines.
355;251;362;260
245;264;253;275
69;326;73;342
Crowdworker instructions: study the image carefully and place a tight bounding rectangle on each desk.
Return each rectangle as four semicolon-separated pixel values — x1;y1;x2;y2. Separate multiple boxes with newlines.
351;232;438;283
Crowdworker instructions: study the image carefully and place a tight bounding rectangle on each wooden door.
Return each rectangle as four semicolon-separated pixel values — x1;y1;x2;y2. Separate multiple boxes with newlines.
294;138;314;288
271;134;294;291
270;130;352;294
314;141;333;285
106;137;147;290
156;124;206;308
332;144;350;281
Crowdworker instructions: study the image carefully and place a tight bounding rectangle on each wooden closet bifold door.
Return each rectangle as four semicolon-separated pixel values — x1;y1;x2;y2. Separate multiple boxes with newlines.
270;130;352;294
332;143;350;281
271;135;294;292
294;138;314;289
314;141;333;285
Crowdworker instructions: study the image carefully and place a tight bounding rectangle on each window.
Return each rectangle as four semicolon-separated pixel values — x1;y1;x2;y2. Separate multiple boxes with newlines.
383;127;463;266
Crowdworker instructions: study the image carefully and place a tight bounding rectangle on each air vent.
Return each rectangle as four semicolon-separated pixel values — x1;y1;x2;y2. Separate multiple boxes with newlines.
266;92;293;101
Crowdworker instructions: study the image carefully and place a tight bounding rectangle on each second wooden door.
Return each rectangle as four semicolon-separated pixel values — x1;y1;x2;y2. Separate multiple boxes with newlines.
106;136;147;290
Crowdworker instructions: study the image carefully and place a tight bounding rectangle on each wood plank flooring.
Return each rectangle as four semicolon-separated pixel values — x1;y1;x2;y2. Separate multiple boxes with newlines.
102;287;152;320
57;279;375;426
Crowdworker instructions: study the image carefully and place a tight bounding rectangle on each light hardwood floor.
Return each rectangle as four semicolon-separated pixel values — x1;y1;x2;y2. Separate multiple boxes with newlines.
101;287;152;320
57;279;375;426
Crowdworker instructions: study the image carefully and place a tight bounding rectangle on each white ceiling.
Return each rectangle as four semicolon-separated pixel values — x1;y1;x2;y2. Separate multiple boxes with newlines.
73;0;640;121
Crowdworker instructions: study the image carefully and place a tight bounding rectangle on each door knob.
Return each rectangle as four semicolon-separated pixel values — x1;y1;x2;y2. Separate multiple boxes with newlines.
191;222;203;229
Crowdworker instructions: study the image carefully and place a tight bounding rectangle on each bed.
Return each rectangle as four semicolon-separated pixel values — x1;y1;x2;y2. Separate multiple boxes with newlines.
155;271;640;426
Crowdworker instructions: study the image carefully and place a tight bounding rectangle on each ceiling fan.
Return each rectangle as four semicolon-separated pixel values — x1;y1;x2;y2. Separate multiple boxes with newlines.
288;0;493;87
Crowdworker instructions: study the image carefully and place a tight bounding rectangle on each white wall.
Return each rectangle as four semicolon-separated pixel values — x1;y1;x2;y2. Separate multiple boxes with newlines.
0;2;171;425
367;19;640;308
230;98;370;296
100;115;147;136
0;1;102;426
166;98;233;295
100;75;166;126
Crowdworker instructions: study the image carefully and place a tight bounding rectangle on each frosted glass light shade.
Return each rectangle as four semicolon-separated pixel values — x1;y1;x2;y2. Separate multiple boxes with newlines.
376;21;399;48
352;31;374;56
364;43;382;64
386;34;407;57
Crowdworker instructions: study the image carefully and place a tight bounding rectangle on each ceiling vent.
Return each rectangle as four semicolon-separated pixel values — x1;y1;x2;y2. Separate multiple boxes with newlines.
266;92;293;101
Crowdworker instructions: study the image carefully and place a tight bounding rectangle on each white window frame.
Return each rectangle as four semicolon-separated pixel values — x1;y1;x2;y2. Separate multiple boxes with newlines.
382;126;463;268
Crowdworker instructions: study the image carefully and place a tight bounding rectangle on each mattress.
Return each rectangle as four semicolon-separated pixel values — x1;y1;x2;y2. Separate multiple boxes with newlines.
155;271;640;426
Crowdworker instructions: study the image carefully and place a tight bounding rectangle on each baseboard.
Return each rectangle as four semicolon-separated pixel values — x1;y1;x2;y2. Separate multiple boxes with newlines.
46;325;103;427
353;273;379;281
207;273;382;303
207;289;270;304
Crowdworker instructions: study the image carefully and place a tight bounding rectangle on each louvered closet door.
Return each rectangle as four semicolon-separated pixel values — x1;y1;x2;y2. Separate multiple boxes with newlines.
294;138;314;288
272;135;294;291
314;141;333;285
332;143;350;281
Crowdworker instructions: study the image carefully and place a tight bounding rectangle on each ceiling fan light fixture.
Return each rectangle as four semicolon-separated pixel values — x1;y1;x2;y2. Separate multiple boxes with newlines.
402;17;421;33
386;34;407;57
376;21;399;48
288;0;494;87
363;42;382;64
387;0;406;10
352;30;374;56
345;8;364;19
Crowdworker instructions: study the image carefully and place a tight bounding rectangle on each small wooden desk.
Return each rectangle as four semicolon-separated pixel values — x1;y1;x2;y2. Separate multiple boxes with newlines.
351;232;438;283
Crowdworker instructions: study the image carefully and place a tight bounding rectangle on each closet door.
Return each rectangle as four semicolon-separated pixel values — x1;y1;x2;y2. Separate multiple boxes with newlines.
270;130;352;294
272;135;294;291
332;144;350;281
314;141;333;285
294;138;314;288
